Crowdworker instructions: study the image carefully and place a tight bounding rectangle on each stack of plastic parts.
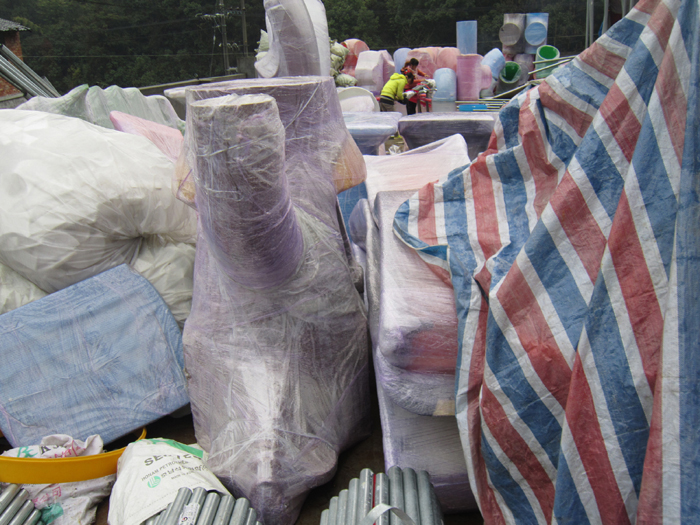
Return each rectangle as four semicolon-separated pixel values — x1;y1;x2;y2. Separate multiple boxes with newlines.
341;39;370;77
18;84;184;133
398;113;497;161
391;2;700;521
0;485;42;525
342;112;401;155
319;467;444;525
0;110;197;324
354;50;394;94
0;264;189;447
255;0;330;78
337;86;378;112
182;76;370;525
140;489;261;525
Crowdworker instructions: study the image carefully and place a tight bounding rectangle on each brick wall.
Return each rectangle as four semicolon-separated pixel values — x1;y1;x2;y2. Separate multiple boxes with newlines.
0;31;23;97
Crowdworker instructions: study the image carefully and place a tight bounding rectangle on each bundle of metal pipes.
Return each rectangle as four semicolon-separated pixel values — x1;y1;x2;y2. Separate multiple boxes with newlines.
141;487;262;525
320;467;443;525
0;485;42;525
0;44;59;99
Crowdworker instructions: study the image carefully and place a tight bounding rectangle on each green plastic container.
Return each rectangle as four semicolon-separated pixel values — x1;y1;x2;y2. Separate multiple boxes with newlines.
535;45;560;78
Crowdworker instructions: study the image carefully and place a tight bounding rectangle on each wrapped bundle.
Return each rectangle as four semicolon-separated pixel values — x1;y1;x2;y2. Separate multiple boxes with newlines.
341;38;370;77
0;262;46;315
376;365;477;513
0;110;197;296
254;0;330;78
436;47;459;72
18;84;183;132
342;112;401;155
0;264;189;447
109;110;184;163
398;113;497;161
355;50;387;93
406;48;438;78
182;77;370;525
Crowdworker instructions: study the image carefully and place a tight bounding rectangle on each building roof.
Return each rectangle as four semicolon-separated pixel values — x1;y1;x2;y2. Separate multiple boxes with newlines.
0;18;30;32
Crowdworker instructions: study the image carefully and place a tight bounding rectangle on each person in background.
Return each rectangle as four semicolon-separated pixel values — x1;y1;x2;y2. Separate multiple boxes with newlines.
402;58;429;115
379;70;415;112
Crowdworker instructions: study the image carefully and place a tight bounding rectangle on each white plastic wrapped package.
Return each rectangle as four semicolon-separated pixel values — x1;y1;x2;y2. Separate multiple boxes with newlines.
376;377;477;514
0;110;197;295
255;0;330;78
0;262;46;315
109;439;230;525
355;50;395;94
341;38;369;77
363;134;471;212
0;264;189;447
342;112;400;155
18;84;184;132
182;77;370;525
367;192;460;416
398;113;497;161
1;435;115;525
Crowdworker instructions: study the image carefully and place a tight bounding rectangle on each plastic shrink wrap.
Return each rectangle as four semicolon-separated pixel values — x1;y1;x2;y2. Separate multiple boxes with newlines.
406;48;438;78
18;84;183;132
398;112;497;162
0;110;197;323
337;86;377;113
342;112;400;155
0;264;189;447
109;110;184;163
0;262;46;315
355;50;394;94
182;77;370;525
362;134;471;211
341;38;370;77
255;0;330;78
436;47;459;72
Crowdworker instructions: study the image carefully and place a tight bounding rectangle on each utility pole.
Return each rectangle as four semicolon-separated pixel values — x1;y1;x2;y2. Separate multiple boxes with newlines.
240;0;248;55
218;0;230;71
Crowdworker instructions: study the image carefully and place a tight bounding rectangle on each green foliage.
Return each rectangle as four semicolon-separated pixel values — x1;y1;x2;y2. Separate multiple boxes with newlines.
1;0;604;93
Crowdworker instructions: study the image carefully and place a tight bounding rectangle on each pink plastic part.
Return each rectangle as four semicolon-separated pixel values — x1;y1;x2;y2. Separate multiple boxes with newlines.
406;48;438;78
436;47;459;72
109;111;183;163
456;54;492;101
341;38;370;77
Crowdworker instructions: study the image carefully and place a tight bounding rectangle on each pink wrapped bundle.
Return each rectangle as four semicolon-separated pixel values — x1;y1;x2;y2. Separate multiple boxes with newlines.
406;48;438;78
436;47;459;71
341;38;370;77
110;110;184;163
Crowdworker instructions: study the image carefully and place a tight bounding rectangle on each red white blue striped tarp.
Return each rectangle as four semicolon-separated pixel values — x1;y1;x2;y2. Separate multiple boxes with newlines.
393;0;700;522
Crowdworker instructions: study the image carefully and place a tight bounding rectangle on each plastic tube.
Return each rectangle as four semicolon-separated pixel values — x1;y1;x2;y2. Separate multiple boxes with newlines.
7;501;33;525
387;467;404;525
402;469;420;525
374;473;390;525
0;486;20;516
524;13;548;54
0;490;29;525
357;468;374;523
535;45;560;78
196;492;221;525
456;21;477;55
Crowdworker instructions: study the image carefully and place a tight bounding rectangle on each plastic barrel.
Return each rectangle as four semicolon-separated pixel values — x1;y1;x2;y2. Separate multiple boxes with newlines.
535;45;560;78
524;13;548;54
456;21;477;55
432;68;457;101
393;48;410;74
456;54;491;101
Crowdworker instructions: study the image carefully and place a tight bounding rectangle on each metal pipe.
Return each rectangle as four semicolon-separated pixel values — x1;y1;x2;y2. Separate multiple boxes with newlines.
0;489;29;525
387;467;404;525
337;489;349;525
0;56;52;98
0;485;20;516
160;487;193;525
402;468;420;525
243;508;257;525
212;495;235;525
0;44;59;96
416;471;435;525
328;497;339;525
374;473;389;525
228;497;249;525
357;469;373;524
346;478;358;525
196;492;221;525
155;503;171;525
7;501;33;525
143;517;158;525
20;509;41;525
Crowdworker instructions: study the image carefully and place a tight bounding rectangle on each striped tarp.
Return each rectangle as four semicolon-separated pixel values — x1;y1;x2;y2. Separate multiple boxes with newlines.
393;0;700;522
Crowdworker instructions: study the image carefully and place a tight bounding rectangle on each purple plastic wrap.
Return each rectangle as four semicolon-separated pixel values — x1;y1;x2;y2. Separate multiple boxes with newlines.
398;113;497;162
182;78;370;525
354;192;459;418
376;369;477;513
342;112;401;155
255;0;330;78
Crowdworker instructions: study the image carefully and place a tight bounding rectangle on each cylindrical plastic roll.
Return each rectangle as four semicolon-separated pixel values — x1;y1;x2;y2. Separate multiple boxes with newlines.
432;68;457;101
456;21;477;55
524;12;549;54
535;45;560;78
